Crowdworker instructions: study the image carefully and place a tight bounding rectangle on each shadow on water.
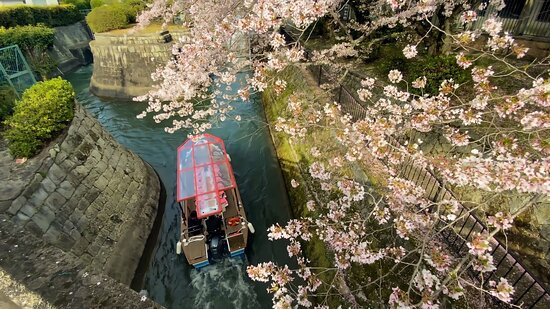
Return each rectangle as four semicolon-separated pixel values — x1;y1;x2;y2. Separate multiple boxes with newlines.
65;65;293;309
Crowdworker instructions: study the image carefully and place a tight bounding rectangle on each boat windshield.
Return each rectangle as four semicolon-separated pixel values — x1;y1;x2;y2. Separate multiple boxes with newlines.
176;134;236;218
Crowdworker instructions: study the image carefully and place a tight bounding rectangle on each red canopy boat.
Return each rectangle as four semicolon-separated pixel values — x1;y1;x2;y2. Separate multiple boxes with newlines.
175;134;253;268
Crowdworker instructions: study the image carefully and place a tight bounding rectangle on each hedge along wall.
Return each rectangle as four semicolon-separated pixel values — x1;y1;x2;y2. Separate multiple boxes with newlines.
0;25;55;52
0;4;83;28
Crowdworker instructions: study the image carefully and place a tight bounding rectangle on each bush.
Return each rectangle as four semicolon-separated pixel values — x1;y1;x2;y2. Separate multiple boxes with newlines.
90;0;105;8
0;4;82;28
121;0;146;23
0;86;16;122
86;4;129;33
0;25;55;52
407;55;471;95
61;0;91;10
3;78;74;158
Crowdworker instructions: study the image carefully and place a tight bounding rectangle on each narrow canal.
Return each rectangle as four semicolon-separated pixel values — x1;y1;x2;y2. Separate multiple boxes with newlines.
66;65;293;308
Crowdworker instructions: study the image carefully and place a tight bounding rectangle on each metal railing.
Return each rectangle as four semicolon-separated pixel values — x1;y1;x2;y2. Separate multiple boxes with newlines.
469;0;550;40
305;62;550;308
0;45;36;98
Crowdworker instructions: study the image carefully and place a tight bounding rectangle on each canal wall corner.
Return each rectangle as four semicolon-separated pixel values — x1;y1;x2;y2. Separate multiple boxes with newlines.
0;103;162;307
89;31;186;99
51;21;94;75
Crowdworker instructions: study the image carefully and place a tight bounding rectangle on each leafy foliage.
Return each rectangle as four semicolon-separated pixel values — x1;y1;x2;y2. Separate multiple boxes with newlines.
407;55;472;95
377;50;471;95
0;25;55;51
0;85;16;122
86;4;129;33
27;50;58;81
121;0;147;23
0;4;83;28
0;25;57;79
90;0;110;9
61;0;91;10
3;78;74;158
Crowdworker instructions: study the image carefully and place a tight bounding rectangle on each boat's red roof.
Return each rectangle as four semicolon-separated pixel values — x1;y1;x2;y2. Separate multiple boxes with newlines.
176;133;236;219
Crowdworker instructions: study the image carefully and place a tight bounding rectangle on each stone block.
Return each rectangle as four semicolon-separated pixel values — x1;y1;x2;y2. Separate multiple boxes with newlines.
23;174;44;198
63;220;76;234
7;196;26;215
85;170;101;183
31;206;56;233
71;237;89;256
44;223;75;250
60;159;77;171
14;212;30;224
95;161;108;174
76;215;89;232
90;149;102;162
65;171;84;187
94;176;109;190
43;192;67;212
73;165;89;177
75;141;93;162
84;190;100;204
71;184;87;201
77;198;90;211
69;208;83;223
48;163;67;185
54;150;69;164
40;177;57;193
20;204;38;217
30;188;49;207
88;129;99;142
57;180;76;199
96;137;106;148
25;220;45;237
87;240;102;255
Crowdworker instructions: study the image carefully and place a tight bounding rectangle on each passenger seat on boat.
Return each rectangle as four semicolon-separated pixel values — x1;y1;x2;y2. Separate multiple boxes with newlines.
188;211;203;236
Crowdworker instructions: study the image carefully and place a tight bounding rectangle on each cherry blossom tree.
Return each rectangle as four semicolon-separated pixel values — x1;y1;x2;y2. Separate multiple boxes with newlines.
136;0;549;307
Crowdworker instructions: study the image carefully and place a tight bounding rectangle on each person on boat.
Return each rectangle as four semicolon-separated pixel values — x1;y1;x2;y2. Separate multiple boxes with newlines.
188;211;203;236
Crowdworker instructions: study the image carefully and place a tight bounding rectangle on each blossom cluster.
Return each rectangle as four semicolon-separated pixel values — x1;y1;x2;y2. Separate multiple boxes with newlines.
137;0;548;307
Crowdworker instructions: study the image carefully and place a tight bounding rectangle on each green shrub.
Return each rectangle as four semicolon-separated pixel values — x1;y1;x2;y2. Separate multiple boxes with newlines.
3;77;74;158
86;4;129;33
407;55;471;95
47;4;83;27
61;0;91;10
0;4;82;28
375;45;408;76
0;86;16;122
121;0;146;22
90;0;106;8
27;50;58;81
0;25;55;52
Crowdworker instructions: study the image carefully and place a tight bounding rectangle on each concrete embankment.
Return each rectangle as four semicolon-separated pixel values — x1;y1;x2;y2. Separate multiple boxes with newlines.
0;103;161;307
50;21;94;75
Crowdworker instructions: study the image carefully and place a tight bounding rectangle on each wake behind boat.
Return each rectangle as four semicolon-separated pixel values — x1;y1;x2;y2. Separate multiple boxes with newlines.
175;133;254;268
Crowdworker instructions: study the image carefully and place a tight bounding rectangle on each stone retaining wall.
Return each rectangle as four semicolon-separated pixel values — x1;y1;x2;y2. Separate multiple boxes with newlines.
0;103;160;288
89;31;186;99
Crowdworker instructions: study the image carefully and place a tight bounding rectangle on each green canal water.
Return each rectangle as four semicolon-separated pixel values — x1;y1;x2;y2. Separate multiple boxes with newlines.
66;65;293;308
